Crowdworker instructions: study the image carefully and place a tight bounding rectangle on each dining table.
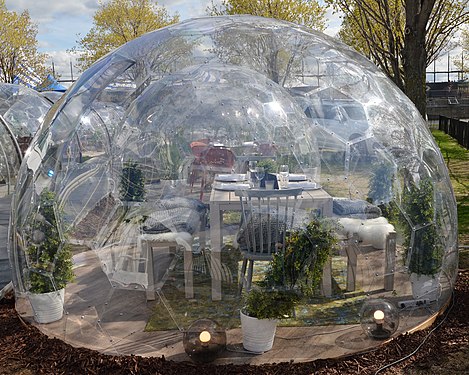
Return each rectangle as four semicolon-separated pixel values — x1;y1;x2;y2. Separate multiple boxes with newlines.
208;173;333;300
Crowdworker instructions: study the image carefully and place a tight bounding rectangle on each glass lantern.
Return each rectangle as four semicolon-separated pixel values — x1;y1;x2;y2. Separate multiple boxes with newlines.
360;299;400;339
183;318;227;363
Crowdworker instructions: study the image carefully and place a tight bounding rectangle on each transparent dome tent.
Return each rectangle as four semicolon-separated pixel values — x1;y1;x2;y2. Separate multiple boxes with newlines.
9;16;458;364
0;83;55;198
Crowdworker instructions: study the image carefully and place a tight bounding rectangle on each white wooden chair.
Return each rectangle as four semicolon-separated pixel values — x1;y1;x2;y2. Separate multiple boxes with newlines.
234;188;303;293
138;198;207;300
138;231;193;300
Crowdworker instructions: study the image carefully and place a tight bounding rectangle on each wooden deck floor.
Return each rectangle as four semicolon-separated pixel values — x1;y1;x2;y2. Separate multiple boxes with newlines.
14;246;445;365
3;182;449;364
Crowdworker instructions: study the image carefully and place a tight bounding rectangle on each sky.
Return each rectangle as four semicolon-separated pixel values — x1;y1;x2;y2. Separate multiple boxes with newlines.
5;0;259;81
4;0;463;85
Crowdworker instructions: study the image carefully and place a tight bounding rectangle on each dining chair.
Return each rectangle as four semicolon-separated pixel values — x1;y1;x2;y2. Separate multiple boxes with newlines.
234;188;303;294
189;139;210;158
189;146;236;199
135;197;207;300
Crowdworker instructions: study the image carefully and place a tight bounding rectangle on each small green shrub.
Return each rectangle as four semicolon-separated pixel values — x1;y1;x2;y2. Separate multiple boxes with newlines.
26;189;74;293
266;218;337;295
368;162;394;205
243;217;338;319
402;177;443;275
243;288;300;320
256;159;278;174
120;161;146;202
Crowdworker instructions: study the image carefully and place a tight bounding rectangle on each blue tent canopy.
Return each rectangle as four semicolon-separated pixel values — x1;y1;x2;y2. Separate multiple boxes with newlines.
13;73;67;92
39;74;67;92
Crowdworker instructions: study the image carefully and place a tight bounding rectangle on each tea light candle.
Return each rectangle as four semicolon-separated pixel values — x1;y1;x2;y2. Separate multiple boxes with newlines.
199;330;211;346
373;309;385;325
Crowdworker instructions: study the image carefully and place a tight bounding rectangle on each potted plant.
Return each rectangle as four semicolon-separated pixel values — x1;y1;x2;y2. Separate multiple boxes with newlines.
402;177;443;301
240;217;338;352
240;288;300;352
25;189;74;323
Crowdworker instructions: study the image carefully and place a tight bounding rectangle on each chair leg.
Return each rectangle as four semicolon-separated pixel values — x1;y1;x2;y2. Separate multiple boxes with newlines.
144;242;156;301
199;172;207;200
238;258;248;295
184;248;194;299
173;238;194;299
246;260;254;292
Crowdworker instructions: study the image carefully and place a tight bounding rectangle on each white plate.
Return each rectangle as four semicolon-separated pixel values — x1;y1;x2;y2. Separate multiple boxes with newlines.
287;181;321;190
214;182;251;191
288;174;307;181
215;174;247;182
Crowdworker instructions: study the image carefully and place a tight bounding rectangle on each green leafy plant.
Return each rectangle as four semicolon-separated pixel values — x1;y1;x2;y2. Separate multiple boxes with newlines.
26;189;74;293
402;177;444;276
243;217;338;319
243;288;300;320
256;159;278;174
367;162;400;222
267;218;338;295
120;160;146;202
368;162;394;206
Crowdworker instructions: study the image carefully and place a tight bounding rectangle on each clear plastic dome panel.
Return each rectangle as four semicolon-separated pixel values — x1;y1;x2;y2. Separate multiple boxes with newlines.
0;83;53;198
9;16;458;364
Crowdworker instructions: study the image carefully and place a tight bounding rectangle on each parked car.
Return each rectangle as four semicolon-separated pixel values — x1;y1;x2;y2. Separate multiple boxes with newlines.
293;95;377;162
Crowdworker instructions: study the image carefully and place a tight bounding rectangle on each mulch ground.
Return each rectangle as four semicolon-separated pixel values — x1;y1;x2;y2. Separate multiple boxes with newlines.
1;269;468;375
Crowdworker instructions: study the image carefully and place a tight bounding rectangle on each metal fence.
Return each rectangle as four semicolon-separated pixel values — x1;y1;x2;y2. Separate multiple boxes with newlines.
438;116;469;149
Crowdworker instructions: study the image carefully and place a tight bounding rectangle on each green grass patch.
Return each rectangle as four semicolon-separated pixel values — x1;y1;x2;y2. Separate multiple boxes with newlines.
145;246;242;331
432;130;469;161
145;246;365;331
432;130;469;245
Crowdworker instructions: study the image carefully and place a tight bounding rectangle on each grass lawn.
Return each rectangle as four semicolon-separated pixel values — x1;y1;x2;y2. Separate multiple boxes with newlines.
432;130;469;247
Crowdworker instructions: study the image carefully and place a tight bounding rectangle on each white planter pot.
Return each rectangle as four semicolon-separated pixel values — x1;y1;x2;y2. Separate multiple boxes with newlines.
410;273;441;302
240;310;277;352
28;288;65;324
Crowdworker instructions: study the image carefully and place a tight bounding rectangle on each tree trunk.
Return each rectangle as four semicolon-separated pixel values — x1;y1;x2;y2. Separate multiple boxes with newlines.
402;0;435;119
403;30;427;118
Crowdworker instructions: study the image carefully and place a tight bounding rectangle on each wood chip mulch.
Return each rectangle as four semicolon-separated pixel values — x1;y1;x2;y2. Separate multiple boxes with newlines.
1;270;468;375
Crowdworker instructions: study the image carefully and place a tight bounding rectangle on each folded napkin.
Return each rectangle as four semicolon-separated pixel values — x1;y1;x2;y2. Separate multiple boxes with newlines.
215;174;247;182
288;174;307;181
214;182;251;191
287;181;318;190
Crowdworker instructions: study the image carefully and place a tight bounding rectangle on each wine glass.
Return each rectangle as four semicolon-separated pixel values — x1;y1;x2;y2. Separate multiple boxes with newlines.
254;166;265;188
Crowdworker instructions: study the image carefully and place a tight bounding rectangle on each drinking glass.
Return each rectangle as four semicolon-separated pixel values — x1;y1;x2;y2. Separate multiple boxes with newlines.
248;161;257;187
278;164;289;189
254;166;265;188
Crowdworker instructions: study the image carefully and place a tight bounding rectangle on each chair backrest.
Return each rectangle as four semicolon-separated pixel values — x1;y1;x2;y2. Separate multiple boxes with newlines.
190;140;210;158
235;188;303;256
202;146;236;171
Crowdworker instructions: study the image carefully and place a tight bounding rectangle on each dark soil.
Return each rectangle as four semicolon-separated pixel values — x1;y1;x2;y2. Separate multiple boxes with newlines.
1;267;468;375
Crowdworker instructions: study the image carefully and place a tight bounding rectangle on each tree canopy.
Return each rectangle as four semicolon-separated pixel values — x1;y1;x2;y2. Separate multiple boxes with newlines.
327;0;469;117
454;26;469;76
0;0;48;85
207;0;327;31
74;0;179;71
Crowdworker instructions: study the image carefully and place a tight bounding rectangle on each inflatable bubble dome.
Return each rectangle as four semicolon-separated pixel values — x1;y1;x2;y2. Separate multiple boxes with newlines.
0;83;54;198
9;15;458;364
